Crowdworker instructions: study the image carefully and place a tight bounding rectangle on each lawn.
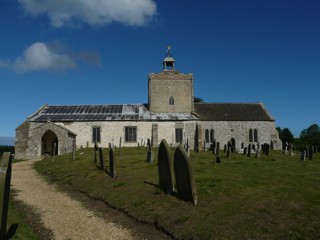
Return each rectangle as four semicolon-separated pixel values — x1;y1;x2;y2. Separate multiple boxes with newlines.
34;147;320;239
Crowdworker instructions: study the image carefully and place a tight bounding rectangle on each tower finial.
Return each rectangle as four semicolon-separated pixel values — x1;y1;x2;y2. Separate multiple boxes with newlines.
167;45;172;56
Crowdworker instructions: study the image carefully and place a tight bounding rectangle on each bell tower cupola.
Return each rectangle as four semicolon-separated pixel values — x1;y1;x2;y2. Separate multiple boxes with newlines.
163;46;175;71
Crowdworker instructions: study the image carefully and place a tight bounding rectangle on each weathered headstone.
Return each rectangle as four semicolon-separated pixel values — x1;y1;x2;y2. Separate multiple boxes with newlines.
72;139;76;160
158;140;174;194
174;146;197;205
305;147;309;159
147;139;154;163
247;144;251;157
212;140;216;154
265;144;270;156
308;147;313;160
227;148;231;159
243;147;247;155
0;152;12;239
223;144;227;153
109;146;116;178
204;140;206;151
301;150;306;161
94;141;98;162
98;148;105;171
216;155;221;164
118;137;122;156
216;142;220;155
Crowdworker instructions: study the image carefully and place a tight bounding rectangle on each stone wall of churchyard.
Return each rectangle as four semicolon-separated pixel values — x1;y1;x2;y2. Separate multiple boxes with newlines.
200;120;281;150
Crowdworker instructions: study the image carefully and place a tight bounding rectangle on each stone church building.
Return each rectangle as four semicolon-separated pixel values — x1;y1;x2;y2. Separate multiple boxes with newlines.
15;49;282;159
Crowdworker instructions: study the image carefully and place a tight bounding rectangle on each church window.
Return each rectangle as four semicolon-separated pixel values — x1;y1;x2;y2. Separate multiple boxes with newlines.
92;126;101;143
175;128;183;144
205;129;209;143
169;96;175;105
249;129;253;142
210;129;214;143
125;127;137;142
254;129;258;142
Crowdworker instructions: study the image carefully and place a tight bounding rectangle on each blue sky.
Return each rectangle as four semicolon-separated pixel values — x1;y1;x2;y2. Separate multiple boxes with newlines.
1;0;319;139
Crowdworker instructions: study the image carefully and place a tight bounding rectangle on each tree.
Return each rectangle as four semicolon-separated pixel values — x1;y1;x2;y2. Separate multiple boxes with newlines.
300;124;320;145
276;127;294;144
194;96;203;103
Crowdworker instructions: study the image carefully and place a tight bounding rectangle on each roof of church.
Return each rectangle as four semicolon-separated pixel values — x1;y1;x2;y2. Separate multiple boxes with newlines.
29;104;199;122
28;102;274;122
194;102;274;121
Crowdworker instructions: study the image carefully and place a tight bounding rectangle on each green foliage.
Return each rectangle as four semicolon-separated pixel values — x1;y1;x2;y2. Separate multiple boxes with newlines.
0;145;15;157
276;127;294;145
34;148;320;239
300;124;320;145
193;96;203;103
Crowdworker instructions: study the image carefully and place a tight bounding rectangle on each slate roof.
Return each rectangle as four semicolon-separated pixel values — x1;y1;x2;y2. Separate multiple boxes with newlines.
194;102;274;121
29;104;199;122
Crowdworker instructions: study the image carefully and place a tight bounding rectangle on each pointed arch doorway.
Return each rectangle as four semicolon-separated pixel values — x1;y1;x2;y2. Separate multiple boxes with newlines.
42;130;58;156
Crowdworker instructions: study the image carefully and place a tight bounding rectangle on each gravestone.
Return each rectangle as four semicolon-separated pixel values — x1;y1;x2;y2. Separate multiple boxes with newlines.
109;144;116;178
204;140;206;151
265;144;270;156
98;148;105;171
261;143;266;154
243;147;247;155
241;142;244;149
118;137;122;156
216;155;221;164
308;147;313;160
72;139;76;160
212;140;216;154
147;139;154;163
216;142;220;155
223;144;227;153
0;152;12;239
301;150;306;161
247;144;251;157
158;140;174;194
174;146;198;205
94;141;98;162
305;147;309;159
227;148;231;159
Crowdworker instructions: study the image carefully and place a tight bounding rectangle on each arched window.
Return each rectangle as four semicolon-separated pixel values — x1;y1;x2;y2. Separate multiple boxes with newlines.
254;129;258;142
210;129;214;143
205;129;209;143
169;96;174;105
249;129;253;142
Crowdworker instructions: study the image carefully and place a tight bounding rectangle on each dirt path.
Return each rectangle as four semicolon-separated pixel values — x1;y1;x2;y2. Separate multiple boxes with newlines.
11;160;169;240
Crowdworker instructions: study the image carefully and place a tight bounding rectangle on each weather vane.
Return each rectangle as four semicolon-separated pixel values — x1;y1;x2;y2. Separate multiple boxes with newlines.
167;45;172;56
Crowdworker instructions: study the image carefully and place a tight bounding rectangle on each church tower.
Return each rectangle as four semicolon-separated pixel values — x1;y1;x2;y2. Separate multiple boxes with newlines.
148;46;194;113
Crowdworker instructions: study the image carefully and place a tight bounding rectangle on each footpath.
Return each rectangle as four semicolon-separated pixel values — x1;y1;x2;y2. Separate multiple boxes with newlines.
11;160;168;240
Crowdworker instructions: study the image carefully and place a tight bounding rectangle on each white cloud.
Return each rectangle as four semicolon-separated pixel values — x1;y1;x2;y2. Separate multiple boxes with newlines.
19;0;157;28
0;42;76;73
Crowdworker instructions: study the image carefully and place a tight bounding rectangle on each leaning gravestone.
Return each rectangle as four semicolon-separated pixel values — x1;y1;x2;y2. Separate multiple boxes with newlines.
158;140;174;194
0;152;12;239
174;146;198;205
109;145;116;178
98;148;105;171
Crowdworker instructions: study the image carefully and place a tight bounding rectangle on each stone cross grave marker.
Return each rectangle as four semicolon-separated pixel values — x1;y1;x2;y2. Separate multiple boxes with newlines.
0;152;12;239
158;139;174;194
98;148;105;171
174;146;198;205
109;145;116;178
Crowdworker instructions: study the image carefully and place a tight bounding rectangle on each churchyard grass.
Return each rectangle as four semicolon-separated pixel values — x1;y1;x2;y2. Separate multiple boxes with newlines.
35;148;320;239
